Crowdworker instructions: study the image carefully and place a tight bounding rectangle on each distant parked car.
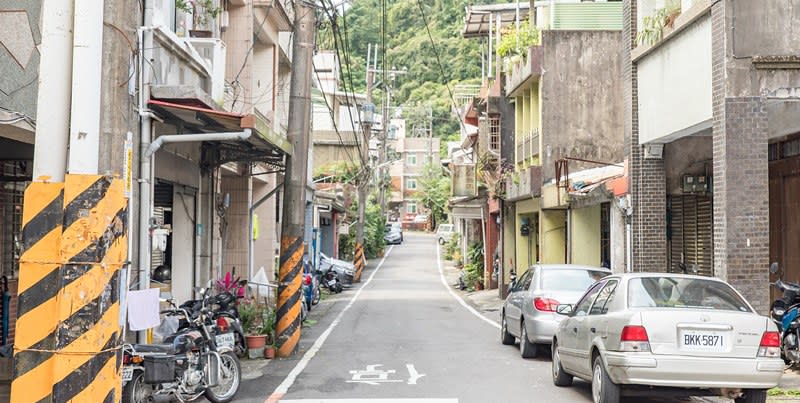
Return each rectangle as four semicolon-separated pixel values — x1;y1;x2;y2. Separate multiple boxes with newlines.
384;228;402;245
551;273;784;403
436;224;454;245
501;264;611;358
385;222;403;242
318;253;355;286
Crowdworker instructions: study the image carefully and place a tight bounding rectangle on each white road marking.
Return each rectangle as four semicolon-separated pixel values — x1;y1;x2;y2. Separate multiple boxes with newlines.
405;364;425;385
435;242;501;329
266;246;395;402
279;400;458;403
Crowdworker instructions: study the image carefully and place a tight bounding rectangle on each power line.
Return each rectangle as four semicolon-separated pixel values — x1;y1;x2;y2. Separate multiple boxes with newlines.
414;0;466;134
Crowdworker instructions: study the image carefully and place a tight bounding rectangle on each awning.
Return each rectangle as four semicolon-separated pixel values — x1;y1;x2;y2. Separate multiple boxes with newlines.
462;3;531;38
148;100;292;168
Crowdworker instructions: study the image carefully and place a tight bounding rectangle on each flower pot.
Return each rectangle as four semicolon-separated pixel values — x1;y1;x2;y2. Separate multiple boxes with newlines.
245;335;267;349
189;29;212;38
264;345;276;359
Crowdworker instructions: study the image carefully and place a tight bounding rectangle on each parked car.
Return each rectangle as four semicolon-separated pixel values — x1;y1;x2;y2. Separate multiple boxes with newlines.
551;273;784;403
501;264;611;358
435;224;454;245
319;252;355;286
384;222;403;244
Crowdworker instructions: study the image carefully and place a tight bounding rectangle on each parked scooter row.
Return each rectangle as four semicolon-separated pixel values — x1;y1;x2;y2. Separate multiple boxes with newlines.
121;287;242;403
769;262;800;367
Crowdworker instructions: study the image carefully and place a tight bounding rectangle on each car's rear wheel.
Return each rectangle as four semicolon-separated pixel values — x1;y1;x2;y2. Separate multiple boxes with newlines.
551;340;573;387
519;321;538;358
438;237;444;245
500;313;514;345
734;389;767;403
591;356;620;403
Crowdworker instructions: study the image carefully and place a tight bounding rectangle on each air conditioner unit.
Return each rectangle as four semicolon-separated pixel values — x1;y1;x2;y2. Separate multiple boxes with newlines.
184;37;227;103
644;143;664;159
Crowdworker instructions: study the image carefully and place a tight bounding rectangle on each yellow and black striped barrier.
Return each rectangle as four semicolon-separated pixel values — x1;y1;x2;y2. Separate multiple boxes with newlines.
352;243;366;282
12;175;127;403
276;236;303;358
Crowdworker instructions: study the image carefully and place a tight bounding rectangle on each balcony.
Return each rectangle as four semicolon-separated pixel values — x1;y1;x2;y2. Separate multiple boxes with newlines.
515;129;540;165
505;165;543;202
535;1;623;31
505;46;543;97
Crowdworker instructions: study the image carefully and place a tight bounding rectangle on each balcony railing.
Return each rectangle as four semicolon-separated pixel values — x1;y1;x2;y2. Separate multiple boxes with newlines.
505;46;543;97
515;129;540;165
504;165;543;201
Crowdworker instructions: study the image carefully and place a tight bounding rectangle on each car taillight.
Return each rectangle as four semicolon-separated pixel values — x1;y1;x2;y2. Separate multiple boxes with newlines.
533;297;559;312
304;275;312;285
620;325;651;352
216;317;229;333
757;331;781;358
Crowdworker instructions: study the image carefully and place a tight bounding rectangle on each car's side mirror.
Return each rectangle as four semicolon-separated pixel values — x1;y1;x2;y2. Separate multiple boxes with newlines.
555;304;573;316
770;262;779;274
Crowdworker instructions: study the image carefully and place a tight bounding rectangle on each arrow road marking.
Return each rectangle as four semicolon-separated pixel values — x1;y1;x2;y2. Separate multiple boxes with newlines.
405;364;425;385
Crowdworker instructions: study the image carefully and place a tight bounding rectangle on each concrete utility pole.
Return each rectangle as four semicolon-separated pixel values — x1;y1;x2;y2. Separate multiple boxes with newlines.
276;0;315;358
376;68;406;216
356;46;376;251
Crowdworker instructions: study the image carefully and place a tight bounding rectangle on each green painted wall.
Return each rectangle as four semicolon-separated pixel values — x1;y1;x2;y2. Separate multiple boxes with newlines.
571;205;601;266
541;210;566;264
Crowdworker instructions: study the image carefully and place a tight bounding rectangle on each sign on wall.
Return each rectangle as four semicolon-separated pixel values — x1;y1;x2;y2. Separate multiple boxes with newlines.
452;163;477;197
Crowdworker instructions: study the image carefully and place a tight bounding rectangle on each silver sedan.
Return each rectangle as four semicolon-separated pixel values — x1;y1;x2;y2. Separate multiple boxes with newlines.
551;273;784;403
500;264;611;358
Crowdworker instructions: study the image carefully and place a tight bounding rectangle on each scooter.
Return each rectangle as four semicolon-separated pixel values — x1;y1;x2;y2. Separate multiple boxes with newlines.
769;262;800;366
320;268;343;294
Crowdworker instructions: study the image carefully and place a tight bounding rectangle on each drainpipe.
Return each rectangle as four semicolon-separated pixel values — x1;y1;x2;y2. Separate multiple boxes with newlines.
67;0;103;173
145;130;253;157
32;0;73;181
249;182;283;279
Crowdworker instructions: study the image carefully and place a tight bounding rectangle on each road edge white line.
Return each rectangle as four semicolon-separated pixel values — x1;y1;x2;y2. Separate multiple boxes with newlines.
435;242;501;329
266;245;396;402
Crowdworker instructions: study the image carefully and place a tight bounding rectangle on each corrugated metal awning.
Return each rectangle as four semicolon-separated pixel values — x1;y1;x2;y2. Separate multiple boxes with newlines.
462;3;531;38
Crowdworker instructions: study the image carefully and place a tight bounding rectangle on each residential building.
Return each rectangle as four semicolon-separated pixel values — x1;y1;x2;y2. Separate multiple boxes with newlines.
497;0;626;295
386;117;441;223
624;0;800;313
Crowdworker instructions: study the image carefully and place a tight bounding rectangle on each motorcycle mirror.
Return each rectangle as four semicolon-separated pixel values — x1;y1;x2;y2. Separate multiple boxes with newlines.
770;262;779;274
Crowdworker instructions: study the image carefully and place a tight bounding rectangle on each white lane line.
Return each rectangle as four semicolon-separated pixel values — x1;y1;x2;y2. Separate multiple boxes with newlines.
266;246;395;403
435;242;501;329
280;400;458;403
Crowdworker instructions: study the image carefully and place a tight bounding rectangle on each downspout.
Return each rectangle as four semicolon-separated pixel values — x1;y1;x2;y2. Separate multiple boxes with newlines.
32;0;73;181
481;206;488;286
145;130;253;157
248;182;283;279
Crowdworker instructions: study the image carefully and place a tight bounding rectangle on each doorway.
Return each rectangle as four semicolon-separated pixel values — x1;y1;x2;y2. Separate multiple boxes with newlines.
769;136;800;300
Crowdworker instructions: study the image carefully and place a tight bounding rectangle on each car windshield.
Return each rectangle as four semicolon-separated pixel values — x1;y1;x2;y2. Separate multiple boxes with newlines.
541;269;610;292
628;277;751;312
438;225;452;232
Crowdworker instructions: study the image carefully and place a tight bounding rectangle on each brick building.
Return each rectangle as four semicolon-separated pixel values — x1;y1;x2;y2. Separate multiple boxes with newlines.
624;0;800;313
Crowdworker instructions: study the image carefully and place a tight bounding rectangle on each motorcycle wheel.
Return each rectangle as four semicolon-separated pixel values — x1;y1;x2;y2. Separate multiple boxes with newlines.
121;370;153;403
312;285;321;305
205;352;241;403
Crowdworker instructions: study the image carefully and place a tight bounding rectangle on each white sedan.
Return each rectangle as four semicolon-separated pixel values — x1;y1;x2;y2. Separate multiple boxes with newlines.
551;273;783;403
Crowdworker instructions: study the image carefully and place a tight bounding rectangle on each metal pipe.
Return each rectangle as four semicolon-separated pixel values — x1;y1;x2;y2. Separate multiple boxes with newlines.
145;130;252;158
67;0;104;174
137;15;155;342
248;182;283;279
32;0;74;181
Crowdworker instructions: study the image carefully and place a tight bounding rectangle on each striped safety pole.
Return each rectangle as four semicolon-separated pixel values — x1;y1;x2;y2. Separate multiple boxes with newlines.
11;175;127;402
352;243;366;282
276;236;303;357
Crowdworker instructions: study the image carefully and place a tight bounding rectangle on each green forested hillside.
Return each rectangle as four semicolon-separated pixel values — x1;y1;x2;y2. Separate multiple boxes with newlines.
318;0;513;142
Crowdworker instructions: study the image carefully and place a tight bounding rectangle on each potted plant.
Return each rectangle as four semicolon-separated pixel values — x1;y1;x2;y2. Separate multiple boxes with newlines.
260;308;277;359
238;301;267;358
175;0;221;37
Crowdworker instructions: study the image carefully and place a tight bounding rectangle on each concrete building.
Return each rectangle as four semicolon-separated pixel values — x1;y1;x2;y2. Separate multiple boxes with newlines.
386;118;441;222
624;0;800;313
498;1;626;295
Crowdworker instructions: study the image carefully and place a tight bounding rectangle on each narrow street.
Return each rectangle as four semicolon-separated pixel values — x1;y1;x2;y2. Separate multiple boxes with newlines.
231;233;702;403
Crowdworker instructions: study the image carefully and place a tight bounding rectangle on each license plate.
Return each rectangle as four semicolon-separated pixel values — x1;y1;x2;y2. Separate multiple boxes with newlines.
680;330;728;352
122;366;134;382
327;280;337;287
215;332;235;349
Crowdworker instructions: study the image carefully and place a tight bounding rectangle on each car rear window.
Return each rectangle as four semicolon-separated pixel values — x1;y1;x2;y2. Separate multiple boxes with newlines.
541;269;610;292
627;277;751;312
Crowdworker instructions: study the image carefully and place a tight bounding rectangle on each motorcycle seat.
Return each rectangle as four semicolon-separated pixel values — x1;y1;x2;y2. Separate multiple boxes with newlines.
132;344;175;354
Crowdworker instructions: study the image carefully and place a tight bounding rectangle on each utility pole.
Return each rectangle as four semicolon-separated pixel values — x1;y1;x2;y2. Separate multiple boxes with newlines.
376;68;406;216
276;0;315;358
354;44;376;282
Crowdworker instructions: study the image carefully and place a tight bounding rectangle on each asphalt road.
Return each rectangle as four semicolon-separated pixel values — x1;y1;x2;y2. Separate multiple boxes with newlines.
232;232;701;403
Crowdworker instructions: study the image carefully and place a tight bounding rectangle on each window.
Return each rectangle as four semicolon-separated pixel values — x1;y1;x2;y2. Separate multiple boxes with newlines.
628;277;751;312
541;268;610;292
601;202;610;268
489;114;500;153
572;281;606;317
407;154;417;166
589;280;618;315
513;269;533;292
407;203;417;214
406;178;417;190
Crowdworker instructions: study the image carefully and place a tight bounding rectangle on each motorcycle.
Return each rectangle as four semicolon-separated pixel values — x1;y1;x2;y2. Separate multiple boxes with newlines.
769;262;800;366
320;267;343;294
179;289;247;358
121;288;242;403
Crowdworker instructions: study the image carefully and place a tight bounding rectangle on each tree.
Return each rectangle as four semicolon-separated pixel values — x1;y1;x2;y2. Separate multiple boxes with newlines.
415;163;450;230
